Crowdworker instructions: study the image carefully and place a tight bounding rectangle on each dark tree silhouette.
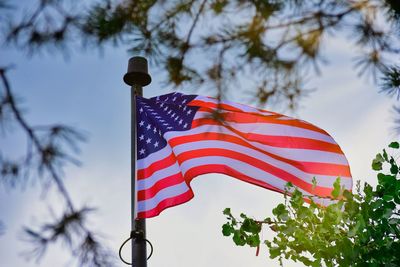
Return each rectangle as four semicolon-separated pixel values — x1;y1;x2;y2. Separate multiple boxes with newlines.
1;0;400;266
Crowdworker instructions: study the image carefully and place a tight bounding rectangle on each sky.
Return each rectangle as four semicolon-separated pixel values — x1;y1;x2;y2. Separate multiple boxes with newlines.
0;9;399;267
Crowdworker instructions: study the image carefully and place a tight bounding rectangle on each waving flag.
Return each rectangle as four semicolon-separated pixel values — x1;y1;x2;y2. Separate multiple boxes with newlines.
135;92;351;218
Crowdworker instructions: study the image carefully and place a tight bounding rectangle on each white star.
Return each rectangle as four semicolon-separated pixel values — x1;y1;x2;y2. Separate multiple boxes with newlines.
153;127;157;133
174;116;179;121
154;141;159;148
164;107;168;111
160;103;164;107
179;119;183;125
139;134;144;141
146;124;151;130
139;107;144;113
167;110;172;115
183;123;188;128
139;148;145;155
187;110;192;115
139;121;145;127
167;126;173;130
171;113;176;118
183;106;187;111
146;138;152;144
182;99;187;104
158;130;162;135
172;97;177;101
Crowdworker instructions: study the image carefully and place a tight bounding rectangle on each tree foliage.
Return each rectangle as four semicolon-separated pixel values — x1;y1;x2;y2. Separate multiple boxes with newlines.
222;142;400;266
3;0;400;109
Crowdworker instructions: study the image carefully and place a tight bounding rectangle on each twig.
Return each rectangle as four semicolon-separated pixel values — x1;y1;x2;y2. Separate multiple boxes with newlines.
0;68;75;211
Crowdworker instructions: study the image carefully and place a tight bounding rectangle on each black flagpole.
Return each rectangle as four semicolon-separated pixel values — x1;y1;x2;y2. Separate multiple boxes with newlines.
123;56;152;267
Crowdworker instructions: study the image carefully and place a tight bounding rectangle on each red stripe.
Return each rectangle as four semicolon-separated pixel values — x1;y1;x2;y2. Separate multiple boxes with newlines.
137;173;184;201
189;100;243;112
196;106;327;135
138;153;176;180
246;133;342;153
191;99;282;117
137;190;194;219
177;148;334;197
168;132;351;177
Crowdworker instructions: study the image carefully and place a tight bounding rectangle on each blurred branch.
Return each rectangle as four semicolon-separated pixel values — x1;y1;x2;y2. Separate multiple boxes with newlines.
0;67;114;266
5;0;81;52
0;68;74;209
23;207;114;266
0;220;4;235
381;65;400;100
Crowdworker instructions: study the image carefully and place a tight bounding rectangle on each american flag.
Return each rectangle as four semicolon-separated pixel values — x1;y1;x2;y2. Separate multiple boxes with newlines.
136;92;352;218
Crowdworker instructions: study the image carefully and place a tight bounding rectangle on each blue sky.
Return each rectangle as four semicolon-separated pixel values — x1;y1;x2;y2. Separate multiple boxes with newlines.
0;16;398;267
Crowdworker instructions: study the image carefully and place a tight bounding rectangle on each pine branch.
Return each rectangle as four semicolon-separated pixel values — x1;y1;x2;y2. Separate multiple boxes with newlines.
0;67;114;266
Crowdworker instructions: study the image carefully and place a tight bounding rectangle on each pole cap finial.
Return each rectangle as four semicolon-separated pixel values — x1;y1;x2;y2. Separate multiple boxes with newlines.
123;56;152;87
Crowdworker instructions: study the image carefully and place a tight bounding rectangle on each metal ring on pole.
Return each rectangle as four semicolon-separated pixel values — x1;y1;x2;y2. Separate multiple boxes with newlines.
119;231;154;265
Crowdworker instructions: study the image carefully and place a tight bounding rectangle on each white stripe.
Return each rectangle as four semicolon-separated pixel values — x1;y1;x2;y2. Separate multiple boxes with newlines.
193;110;210;120
137;182;190;212
163;124;349;165
172;140;351;188
137;162;182;190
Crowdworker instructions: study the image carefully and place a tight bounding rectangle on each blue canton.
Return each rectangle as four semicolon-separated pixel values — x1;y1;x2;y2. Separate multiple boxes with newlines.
136;92;199;160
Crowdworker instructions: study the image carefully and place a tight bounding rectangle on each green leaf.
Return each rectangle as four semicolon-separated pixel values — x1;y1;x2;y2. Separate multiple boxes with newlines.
383;149;389;161
331;177;341;198
223;208;231;216
290;189;304;207
241;218;261;234
372;154;384;171
312;176;317;190
222;223;232;236
269;246;281;259
246;234;260;247
390;164;399;175
389;142;399;149
272;204;286;217
343;189;353;200
232;230;246;246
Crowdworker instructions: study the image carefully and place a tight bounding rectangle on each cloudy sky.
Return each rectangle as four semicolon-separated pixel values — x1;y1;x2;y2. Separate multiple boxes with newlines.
0;11;398;267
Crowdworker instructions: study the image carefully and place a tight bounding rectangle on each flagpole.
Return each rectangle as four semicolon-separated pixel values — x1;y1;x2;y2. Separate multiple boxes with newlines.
123;56;152;267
